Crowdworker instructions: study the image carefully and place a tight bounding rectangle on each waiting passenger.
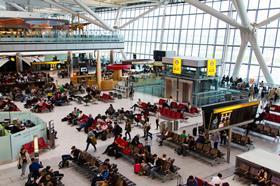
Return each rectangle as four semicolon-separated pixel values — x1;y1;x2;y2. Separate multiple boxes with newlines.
186;175;198;186
210;173;223;185
159;127;171;146
255;167;268;186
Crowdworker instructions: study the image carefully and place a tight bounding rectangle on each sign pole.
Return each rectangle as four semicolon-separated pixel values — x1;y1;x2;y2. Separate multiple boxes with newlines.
227;128;232;163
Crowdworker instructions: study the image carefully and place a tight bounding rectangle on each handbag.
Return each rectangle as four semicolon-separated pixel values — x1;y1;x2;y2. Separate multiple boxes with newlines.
17;164;22;169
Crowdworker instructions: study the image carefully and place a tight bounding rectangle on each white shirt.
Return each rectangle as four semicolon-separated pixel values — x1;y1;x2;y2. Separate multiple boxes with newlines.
210;176;222;185
156;112;160;119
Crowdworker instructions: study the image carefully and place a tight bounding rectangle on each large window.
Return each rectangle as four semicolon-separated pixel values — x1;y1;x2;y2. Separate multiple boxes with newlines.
88;0;280;84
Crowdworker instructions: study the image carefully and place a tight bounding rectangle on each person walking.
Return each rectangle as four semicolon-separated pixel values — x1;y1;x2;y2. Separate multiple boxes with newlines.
145;122;152;141
125;119;132;140
85;129;97;152
155;111;160;130
18;147;31;179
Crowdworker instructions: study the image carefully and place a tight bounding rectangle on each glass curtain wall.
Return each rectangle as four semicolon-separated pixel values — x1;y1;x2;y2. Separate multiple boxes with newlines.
87;0;280;84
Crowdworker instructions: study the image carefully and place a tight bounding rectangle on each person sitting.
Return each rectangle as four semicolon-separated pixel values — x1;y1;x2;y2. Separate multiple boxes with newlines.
131;99;142;111
159;127;171;146
61;146;81;164
112;122;122;138
150;158;163;178
131;135;140;146
196;134;206;144
179;130;188;143
103;136;123;159
105;104;115;116
76;114;94;132
255;167;268;186
188;136;196;150
91;164;109;186
186;175;198;186
210;173;223;185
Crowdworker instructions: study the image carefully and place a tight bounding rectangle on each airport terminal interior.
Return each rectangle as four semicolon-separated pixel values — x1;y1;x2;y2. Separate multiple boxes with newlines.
1;0;280;186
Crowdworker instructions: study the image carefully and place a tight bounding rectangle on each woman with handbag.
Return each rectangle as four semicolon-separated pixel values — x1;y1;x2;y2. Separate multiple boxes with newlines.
85;128;97;152
18;146;31;179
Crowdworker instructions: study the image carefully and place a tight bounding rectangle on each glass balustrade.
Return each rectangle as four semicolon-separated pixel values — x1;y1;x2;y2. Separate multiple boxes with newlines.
0;31;124;43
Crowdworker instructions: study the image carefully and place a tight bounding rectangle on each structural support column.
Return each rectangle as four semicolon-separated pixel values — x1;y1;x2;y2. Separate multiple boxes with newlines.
232;31;248;79
16;53;23;72
73;0;113;31
249;33;274;84
96;50;102;89
159;5;167;50
227;128;232;163
120;49;127;60
67;51;73;77
110;50;114;64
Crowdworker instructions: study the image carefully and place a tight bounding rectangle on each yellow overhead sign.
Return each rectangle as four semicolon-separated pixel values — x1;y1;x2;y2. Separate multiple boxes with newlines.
207;59;216;76
172;57;182;74
213;101;260;114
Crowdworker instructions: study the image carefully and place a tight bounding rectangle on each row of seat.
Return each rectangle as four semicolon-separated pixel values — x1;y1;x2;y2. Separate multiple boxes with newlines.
234;163;280;185
158;99;199;114
23;137;49;155
255;124;279;138
99;93;114;103
264;112;280;124
160;107;184;119
270;105;280;113
232;132;252;146
72;151;136;186
194;143;222;160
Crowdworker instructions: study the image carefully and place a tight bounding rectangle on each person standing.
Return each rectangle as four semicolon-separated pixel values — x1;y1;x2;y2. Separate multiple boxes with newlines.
155;111;160;130
85;129;97;152
211;132;220;149
125;119;132;140
18;147;30;179
145;122;152;141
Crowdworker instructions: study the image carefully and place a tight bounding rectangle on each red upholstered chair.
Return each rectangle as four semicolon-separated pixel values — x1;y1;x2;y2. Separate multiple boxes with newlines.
23;143;34;154
159;99;166;105
170;102;178;109
195;177;204;186
140;102;148;109
178;103;186;111
38;138;48;149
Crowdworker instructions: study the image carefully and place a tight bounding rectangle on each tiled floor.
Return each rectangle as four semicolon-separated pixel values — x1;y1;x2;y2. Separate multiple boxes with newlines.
0;77;280;186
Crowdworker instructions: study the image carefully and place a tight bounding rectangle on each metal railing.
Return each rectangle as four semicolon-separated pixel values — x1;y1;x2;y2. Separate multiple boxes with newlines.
0;32;124;43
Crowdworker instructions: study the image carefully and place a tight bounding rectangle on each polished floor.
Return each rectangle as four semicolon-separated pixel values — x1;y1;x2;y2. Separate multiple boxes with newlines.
0;79;279;186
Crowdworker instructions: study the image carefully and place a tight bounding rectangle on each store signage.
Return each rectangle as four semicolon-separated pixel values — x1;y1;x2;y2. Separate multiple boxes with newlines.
207;59;216;76
172;57;182;74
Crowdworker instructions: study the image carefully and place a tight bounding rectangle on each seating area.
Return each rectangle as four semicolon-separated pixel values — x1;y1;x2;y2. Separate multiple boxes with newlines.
0;98;20;111
30;101;54;113
264;112;280;124
231;132;254;151
233;163;273;185
160;107;184;119
249;123;280;139
158;131;224;166
104;136;180;183
71;151;136;186
99;93;114;103
158;98;200;117
23;137;49;155
270;104;280;113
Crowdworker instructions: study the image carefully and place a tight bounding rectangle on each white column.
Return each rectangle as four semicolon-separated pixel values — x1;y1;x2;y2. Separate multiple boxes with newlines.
232;31;249;78
16;53;23;72
249;32;274;84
